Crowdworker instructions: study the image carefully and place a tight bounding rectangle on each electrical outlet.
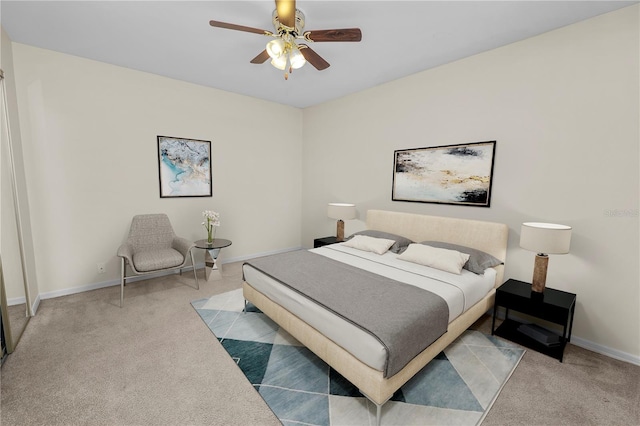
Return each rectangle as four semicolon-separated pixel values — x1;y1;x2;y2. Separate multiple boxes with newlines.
97;263;106;274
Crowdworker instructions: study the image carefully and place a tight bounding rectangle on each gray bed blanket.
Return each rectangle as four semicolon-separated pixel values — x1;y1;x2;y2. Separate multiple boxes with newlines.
244;250;449;378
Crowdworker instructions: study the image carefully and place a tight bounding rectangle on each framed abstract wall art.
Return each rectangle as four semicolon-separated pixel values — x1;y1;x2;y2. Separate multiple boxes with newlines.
157;136;212;198
392;141;496;207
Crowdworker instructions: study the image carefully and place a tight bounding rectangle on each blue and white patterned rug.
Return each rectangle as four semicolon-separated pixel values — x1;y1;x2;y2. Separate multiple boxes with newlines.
192;289;524;426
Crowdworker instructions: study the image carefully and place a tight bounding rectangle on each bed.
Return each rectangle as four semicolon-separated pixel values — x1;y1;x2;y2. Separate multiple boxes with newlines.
242;210;508;423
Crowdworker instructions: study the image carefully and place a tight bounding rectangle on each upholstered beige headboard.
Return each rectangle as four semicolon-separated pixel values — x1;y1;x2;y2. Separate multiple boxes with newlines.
366;210;509;287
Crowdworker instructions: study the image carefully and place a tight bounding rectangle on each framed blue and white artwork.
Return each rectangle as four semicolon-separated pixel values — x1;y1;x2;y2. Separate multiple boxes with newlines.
157;136;212;198
392;141;496;207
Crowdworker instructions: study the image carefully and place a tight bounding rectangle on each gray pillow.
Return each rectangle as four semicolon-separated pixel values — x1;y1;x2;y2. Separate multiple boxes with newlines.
347;230;413;254
419;241;503;274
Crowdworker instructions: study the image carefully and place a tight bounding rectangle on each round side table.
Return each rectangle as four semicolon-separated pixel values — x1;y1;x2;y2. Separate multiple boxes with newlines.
194;238;232;281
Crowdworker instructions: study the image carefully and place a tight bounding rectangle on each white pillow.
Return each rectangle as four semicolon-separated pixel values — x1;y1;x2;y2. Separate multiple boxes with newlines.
397;243;470;274
341;235;396;255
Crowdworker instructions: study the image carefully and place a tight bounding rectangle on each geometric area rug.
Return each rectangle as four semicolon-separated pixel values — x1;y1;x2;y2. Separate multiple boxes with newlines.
192;289;525;426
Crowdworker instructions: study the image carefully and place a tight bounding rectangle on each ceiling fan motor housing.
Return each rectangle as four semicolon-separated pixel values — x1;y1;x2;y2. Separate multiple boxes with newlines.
272;8;305;36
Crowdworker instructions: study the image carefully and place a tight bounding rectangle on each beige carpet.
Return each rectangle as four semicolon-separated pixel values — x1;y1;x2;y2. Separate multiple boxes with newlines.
1;261;638;425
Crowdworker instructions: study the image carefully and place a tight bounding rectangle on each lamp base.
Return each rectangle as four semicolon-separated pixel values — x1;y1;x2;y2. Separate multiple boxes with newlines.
532;254;549;293
336;220;345;242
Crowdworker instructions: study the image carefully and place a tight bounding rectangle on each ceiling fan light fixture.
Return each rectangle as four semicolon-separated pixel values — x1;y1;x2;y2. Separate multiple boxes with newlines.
289;45;306;69
266;38;286;59
209;0;362;78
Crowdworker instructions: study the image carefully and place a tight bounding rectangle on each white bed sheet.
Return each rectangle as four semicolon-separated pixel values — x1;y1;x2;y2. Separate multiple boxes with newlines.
242;244;496;372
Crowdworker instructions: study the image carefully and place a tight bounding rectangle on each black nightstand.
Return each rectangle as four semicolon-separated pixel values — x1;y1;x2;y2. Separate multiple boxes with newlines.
492;278;576;362
314;236;341;248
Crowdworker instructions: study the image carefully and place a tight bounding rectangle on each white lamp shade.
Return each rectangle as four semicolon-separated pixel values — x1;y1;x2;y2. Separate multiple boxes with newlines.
327;203;356;220
520;222;572;254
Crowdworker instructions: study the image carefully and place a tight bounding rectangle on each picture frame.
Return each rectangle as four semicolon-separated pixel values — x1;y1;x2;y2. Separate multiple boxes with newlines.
157;135;212;198
392;141;496;207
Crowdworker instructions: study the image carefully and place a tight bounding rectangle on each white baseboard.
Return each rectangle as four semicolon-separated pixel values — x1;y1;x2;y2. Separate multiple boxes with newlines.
7;296;27;306
7;295;41;316
492;310;640;366
569;335;640;366
34;246;302;303
37;265;202;303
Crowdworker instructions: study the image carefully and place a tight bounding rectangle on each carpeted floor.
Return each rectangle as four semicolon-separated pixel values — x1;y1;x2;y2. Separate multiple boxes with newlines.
1;261;638;425
192;289;525;425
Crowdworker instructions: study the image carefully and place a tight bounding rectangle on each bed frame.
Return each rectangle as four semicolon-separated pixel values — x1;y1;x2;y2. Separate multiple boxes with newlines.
243;210;508;423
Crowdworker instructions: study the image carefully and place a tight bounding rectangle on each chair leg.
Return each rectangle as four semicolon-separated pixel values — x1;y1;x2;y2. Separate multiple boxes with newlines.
190;249;199;290
120;258;125;308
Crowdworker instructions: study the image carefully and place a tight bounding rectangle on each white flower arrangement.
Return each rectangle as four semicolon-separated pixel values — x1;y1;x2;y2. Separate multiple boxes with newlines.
202;210;220;243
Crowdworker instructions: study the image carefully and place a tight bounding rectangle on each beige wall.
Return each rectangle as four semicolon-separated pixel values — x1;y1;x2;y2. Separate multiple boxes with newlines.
11;43;303;297
302;6;639;360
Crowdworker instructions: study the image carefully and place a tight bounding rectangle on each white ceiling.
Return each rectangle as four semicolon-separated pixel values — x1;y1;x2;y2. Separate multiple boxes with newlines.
1;1;635;108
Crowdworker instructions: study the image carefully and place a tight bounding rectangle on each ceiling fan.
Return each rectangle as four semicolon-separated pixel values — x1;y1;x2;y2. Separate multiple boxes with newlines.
209;0;362;80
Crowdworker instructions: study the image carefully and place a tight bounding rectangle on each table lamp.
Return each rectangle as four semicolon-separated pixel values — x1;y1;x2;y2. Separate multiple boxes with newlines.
327;203;356;242
520;222;572;293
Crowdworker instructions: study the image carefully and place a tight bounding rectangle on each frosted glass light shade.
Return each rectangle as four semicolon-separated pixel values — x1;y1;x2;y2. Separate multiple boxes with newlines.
289;46;306;69
327;203;356;220
266;38;286;59
520;222;572;255
270;55;287;70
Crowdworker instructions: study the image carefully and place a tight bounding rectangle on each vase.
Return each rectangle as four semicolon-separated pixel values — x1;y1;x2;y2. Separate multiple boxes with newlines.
207;227;215;244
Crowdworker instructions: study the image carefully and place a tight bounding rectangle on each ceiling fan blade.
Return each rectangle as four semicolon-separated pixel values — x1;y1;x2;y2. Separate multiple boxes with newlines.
304;28;362;42
275;0;296;29
250;50;270;64
299;45;330;71
209;20;271;35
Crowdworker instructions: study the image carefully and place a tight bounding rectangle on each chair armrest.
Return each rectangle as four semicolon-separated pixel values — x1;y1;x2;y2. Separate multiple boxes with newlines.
172;237;195;257
117;243;134;264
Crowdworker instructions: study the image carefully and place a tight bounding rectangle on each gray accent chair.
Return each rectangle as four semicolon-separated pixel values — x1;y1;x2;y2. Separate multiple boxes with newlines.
117;214;198;307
